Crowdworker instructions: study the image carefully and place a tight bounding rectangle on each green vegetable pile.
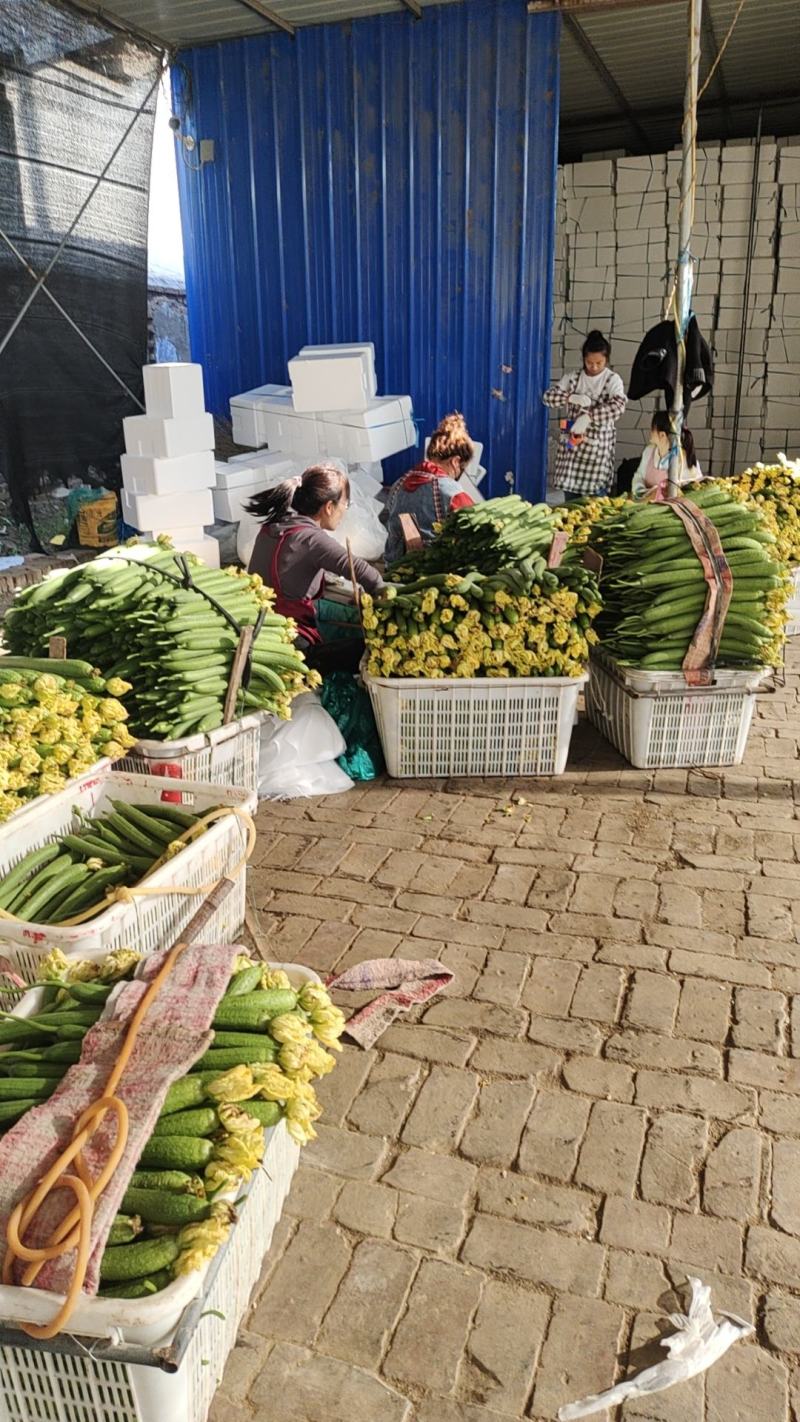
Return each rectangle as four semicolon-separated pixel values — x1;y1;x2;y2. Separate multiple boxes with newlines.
0;951;345;1298
3;547;320;741
364;495;601;679
389;495;557;578
590;484;790;670
0;800;209;926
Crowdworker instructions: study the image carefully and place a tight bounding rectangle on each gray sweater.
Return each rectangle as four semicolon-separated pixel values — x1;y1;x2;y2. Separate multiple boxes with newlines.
248;515;384;600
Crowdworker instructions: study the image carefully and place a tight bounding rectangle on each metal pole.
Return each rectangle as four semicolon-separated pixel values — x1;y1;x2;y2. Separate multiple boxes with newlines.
729;106;762;475
667;0;702;498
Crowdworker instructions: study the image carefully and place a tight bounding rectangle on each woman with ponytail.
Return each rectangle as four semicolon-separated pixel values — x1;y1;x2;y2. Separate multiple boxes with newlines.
247;464;383;672
382;412;476;566
632;411;703;501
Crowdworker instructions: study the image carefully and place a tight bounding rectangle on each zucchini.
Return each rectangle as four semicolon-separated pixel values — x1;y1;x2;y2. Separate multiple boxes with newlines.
99;1235;180;1283
224;965;262;998
212;988;297;1029
99;1269;173;1299
160;1076;207;1116
120;1187;210;1226
153;1107;218;1138
107;1214;143;1246
195;1044;277;1072
236;1099;282;1128
138;1136;214;1170
129;1170;206;1196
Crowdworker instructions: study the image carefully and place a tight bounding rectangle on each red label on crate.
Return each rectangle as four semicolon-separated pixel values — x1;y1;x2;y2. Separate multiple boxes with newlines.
151;760;184;803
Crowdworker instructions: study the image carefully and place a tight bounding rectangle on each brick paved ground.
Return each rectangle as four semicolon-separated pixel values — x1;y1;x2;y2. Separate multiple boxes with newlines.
220;645;800;1422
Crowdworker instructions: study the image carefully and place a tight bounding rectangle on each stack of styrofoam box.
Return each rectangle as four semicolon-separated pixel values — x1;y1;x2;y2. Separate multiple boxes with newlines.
213;450;298;525
121;363;219;567
550;135;800;485
230;343;415;467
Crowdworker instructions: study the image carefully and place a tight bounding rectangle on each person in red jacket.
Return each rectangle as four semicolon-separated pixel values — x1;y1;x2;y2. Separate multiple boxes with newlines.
382;412;476;566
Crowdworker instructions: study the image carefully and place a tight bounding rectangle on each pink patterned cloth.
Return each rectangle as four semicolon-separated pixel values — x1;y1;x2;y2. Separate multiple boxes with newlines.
326;957;453;1049
0;941;238;1296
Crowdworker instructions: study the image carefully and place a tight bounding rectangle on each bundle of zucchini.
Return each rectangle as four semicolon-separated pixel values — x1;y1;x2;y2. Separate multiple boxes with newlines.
389;495;556;579
3;547;320;740
0;800;205;925
590;485;790;670
0;956;345;1299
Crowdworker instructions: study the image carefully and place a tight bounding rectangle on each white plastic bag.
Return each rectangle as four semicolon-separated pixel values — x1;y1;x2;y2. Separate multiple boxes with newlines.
257;693;354;799
332;479;387;560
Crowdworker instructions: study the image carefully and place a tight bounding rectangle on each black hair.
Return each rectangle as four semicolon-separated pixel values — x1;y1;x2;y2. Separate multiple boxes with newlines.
651;411;697;470
582;330;611;359
245;463;350;524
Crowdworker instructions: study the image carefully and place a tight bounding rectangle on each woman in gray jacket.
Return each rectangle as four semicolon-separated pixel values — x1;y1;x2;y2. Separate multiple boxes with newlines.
247;464;383;673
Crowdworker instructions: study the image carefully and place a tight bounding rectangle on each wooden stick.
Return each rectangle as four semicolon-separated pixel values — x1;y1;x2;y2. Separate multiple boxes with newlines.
346;538;364;624
48;636;67;660
222;626;254;725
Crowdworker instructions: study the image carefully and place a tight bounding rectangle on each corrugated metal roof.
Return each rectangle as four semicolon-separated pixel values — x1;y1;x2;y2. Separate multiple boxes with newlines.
80;0;800;158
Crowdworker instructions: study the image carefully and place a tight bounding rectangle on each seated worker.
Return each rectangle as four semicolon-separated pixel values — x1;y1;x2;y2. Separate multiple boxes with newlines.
382;411;476;567
632;411;703;501
247;464;383;673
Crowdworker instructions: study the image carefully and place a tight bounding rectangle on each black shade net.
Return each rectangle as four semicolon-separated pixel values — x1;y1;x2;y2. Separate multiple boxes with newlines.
0;0;162;537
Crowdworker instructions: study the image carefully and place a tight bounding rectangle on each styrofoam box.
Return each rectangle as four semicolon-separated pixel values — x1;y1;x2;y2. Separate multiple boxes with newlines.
230;405;263;448
121;486;215;532
317;414;415;463
143;363;206;420
213;485;261;523
216;453;296;490
123;413;214;459
289;348;374;412
299;342;377;397
122;451;216;498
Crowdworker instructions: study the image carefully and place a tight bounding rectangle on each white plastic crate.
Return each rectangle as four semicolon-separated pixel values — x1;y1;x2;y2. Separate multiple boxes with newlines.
0;962;314;1422
364;671;587;778
0;763;256;989
118;714;270;794
585;653;766;769
786;567;800;637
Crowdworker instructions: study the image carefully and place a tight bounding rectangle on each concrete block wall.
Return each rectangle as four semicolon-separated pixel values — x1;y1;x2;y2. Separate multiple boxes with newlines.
551;137;800;482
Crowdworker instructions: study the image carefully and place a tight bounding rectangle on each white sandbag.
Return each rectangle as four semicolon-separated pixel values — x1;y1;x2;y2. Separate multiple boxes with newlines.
257;693;353;799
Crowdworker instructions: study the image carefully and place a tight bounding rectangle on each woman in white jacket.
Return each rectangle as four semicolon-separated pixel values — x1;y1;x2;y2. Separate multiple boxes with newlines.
543;331;627;499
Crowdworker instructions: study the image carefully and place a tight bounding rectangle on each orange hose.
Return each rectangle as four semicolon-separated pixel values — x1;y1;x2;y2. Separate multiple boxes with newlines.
4;933;192;1339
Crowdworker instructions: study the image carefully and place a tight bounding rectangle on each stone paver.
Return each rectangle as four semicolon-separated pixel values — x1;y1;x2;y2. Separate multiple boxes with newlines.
211;647;800;1421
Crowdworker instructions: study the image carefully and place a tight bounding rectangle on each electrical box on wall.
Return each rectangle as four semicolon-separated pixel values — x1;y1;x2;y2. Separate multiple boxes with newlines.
199;139;215;164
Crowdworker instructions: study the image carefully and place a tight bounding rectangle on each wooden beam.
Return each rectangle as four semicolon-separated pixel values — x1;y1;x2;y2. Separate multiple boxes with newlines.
563;13;651;150
399;0;423;15
529;1;681;13
234;0;296;35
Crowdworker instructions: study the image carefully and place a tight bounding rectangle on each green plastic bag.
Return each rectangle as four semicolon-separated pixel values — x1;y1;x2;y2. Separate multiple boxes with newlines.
319;671;384;782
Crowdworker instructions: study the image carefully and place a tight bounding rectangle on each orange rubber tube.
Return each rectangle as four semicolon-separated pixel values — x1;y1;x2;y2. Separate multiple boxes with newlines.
4;934;190;1338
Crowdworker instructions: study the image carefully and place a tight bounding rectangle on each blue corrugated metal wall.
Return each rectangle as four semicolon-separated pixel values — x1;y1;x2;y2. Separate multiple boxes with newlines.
173;0;559;499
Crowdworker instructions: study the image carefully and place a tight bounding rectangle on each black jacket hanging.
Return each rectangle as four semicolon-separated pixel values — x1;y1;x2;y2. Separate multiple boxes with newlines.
628;316;714;414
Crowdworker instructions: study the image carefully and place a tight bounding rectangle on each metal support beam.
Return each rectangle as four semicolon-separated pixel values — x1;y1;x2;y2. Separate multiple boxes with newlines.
563;14;651;150
63;0;168;53
529;1;682;13
399;0;423;15
667;0;702;499
234;0;296;34
700;4;729;115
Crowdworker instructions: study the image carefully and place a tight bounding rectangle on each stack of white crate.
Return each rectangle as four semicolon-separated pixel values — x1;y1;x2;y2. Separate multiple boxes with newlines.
121;363;219;567
551;135;800;483
229;343;415;469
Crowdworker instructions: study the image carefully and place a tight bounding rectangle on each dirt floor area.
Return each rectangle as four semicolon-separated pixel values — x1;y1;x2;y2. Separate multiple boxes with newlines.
221;645;800;1422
